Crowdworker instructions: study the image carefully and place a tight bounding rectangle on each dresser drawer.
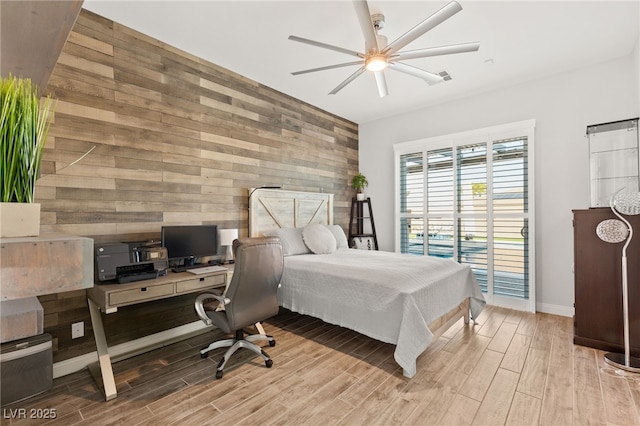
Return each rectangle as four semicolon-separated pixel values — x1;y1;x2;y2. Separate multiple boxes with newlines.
176;274;225;294
108;283;174;306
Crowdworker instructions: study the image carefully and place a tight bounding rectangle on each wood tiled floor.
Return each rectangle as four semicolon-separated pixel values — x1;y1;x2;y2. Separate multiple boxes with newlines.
3;306;640;425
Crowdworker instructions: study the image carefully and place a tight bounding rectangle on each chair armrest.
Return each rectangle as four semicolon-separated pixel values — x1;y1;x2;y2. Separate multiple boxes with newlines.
194;292;231;325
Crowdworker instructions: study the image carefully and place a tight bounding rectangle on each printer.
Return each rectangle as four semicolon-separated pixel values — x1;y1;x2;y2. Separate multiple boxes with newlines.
95;242;168;284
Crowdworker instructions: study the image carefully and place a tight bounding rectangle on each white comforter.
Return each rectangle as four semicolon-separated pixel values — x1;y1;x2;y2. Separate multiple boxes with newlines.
277;248;486;378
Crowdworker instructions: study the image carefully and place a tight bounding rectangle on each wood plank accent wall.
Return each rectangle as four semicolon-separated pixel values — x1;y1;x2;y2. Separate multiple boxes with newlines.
36;9;358;362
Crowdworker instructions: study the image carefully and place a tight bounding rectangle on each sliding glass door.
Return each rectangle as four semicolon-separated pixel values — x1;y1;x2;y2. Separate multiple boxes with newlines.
395;120;535;311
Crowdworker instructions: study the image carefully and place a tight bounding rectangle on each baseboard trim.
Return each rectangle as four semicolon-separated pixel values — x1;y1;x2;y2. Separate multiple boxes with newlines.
53;320;210;379
536;302;574;317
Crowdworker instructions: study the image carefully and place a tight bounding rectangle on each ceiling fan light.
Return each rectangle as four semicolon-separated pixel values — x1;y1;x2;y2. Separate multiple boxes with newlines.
366;55;388;72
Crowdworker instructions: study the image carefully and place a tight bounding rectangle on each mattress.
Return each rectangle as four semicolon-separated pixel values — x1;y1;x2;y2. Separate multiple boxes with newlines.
277;248;486;378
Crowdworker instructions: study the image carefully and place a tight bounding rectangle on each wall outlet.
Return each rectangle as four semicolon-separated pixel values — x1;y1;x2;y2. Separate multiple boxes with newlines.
72;321;84;339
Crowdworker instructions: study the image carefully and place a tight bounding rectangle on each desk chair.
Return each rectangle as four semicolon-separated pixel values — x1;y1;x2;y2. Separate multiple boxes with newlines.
194;237;283;379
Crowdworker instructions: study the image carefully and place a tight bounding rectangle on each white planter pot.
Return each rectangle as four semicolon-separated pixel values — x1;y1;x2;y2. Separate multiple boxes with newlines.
0;203;41;238
356;193;365;201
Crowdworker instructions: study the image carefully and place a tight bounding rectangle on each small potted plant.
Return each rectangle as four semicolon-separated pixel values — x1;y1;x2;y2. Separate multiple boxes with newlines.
1;74;55;237
351;172;368;201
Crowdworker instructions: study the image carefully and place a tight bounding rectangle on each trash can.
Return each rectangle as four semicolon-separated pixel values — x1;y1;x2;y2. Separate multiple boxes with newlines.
1;333;52;405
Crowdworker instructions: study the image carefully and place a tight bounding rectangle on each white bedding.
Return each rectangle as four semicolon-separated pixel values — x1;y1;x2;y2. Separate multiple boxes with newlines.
277;248;486;378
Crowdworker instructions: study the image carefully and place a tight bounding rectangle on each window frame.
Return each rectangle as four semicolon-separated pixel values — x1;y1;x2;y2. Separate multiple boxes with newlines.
394;119;536;312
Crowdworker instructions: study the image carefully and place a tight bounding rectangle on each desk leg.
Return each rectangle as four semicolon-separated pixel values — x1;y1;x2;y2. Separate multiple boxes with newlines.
88;298;117;401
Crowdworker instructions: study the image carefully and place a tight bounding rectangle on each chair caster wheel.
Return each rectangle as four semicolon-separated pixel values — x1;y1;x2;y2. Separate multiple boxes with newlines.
269;340;276;347
216;370;223;379
265;359;273;368
200;352;208;359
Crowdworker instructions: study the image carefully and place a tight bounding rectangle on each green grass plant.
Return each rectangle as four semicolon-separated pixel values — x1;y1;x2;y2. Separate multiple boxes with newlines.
1;75;54;203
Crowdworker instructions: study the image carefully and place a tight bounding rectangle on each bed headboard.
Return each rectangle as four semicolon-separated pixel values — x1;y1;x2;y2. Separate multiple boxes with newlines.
248;188;334;237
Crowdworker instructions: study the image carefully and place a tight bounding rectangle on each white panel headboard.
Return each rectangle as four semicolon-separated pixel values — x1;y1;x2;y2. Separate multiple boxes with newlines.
249;188;334;237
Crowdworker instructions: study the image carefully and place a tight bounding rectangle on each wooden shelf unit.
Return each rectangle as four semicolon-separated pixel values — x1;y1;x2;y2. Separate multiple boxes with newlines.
348;197;378;250
573;208;640;356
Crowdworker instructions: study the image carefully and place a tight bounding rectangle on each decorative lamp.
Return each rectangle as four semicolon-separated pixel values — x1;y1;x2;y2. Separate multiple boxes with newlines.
596;189;640;373
219;228;239;264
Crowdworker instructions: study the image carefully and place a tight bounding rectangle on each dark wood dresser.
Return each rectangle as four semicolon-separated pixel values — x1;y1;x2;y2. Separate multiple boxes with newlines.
573;208;640;356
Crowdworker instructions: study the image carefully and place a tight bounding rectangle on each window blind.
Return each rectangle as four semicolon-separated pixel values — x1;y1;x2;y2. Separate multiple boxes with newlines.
395;120;535;311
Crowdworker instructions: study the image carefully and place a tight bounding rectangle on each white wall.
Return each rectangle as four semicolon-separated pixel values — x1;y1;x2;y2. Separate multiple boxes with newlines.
359;53;639;316
634;34;640;110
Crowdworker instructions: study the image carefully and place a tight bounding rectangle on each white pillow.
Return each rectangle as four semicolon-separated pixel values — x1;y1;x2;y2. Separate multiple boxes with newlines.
325;224;349;249
263;227;311;256
302;224;337;254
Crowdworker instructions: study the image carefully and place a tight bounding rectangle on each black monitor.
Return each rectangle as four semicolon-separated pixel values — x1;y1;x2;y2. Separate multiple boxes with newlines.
161;225;218;266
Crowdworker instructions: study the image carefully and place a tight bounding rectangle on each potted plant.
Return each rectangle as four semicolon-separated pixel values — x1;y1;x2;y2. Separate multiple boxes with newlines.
351;172;368;201
1;74;55;237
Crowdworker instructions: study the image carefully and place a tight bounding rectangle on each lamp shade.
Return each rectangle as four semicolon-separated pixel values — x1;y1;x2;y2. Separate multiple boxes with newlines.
219;228;238;246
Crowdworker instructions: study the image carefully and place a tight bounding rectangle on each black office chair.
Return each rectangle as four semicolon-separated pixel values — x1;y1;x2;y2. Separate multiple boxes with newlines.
194;237;284;379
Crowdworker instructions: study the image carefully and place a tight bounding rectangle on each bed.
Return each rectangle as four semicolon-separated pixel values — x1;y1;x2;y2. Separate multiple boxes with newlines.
249;188;486;378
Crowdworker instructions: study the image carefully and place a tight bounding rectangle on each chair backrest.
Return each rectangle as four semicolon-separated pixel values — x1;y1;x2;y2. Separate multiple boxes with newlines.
224;237;284;331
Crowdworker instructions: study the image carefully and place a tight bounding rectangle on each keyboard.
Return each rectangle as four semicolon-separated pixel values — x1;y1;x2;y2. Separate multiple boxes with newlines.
186;265;228;275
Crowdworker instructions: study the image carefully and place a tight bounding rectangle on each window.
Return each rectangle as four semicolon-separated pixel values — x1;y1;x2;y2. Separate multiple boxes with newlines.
394;120;535;312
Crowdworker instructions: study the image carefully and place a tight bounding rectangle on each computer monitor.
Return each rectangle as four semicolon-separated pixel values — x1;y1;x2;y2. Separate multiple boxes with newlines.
161;225;218;266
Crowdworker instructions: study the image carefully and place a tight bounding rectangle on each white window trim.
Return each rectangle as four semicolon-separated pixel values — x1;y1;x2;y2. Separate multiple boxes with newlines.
393;119;536;312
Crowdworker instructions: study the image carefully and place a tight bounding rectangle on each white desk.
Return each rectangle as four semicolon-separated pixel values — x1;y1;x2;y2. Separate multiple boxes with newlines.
87;269;227;401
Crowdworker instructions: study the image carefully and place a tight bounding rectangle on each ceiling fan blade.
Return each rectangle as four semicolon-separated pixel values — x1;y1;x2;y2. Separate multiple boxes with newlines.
389;62;444;85
394;42;480;61
329;66;366;95
383;1;463;55
292;61;363;76
289;35;363;58
373;71;388;98
353;0;379;53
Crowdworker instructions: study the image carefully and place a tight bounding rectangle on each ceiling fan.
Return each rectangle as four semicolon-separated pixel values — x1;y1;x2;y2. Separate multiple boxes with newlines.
289;0;479;98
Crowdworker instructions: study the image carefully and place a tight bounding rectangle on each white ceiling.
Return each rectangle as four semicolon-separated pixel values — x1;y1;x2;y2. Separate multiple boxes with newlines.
82;1;640;124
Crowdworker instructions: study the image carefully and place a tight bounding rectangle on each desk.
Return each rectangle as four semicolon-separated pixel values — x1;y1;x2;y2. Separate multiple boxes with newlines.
87;269;227;401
